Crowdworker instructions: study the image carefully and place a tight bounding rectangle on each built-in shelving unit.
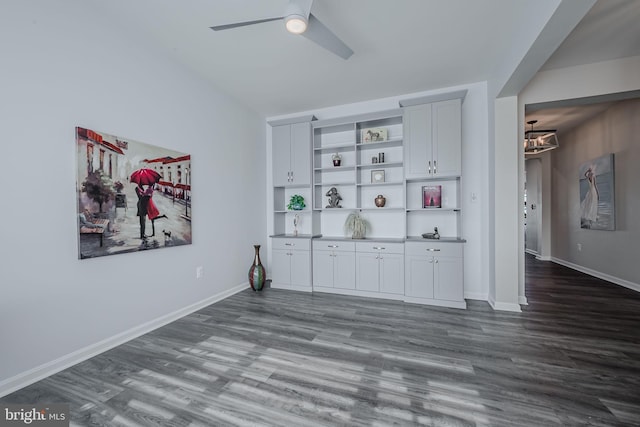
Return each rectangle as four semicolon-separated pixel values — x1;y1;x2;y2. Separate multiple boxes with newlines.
269;91;468;308
312;109;405;239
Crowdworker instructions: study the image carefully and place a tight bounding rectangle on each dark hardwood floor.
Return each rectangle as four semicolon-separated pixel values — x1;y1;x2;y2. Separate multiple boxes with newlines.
3;255;640;426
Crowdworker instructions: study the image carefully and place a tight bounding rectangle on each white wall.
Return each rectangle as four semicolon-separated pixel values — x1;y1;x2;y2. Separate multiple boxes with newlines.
550;99;640;289
0;0;266;394
265;82;490;300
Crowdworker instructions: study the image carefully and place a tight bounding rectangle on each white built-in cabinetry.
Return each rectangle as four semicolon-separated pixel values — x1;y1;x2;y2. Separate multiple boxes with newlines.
272;121;312;187
404;241;465;308
355;241;405;297
269;91;467;309
271;237;312;292
312;240;355;290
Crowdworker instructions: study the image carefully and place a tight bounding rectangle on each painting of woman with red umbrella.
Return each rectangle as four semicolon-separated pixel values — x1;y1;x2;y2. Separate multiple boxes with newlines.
130;168;165;239
76;126;192;259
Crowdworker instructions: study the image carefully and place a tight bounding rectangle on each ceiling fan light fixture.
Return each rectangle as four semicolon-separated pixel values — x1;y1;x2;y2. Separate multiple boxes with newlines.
285;14;308;34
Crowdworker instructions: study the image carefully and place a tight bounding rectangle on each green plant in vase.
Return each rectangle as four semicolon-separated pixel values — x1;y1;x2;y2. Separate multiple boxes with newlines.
345;211;370;239
287;194;306;210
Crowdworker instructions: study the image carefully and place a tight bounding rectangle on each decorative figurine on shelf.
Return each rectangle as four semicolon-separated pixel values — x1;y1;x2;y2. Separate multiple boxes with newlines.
345;211;370;239
332;153;342;167
422;227;440;240
326;187;342;208
375;194;386;207
287;194;305;210
293;214;300;236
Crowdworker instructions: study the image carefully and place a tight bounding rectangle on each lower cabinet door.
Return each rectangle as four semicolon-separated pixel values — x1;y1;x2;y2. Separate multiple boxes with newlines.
405;255;434;299
313;251;334;288
271;249;291;285
290;250;311;288
434;256;463;302
333;251;356;289
379;253;404;295
356;253;380;292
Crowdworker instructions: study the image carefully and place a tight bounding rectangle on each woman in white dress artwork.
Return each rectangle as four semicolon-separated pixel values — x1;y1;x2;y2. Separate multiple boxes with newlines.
580;166;599;227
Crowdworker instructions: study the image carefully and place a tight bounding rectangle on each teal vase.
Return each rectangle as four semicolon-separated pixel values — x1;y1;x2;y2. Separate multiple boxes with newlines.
248;245;265;291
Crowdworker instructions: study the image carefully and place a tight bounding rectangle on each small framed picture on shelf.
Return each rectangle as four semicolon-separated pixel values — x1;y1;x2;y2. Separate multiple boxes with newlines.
361;127;387;143
371;170;385;183
422;185;442;208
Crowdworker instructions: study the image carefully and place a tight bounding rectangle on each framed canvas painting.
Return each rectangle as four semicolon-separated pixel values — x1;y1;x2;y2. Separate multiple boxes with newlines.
579;153;614;230
76;127;192;259
422;185;442;208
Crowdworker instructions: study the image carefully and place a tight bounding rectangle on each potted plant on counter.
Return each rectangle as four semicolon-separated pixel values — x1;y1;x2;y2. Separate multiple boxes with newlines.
287;194;306;211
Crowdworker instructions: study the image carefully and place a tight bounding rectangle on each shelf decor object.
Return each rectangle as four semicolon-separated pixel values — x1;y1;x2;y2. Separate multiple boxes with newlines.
422;185;441;208
326;187;343;208
332;153;342;167
345;211;370;239
422;227;440;239
361;127;387;143
287;194;306;210
375;195;386;207
248;244;266;291
371;170;385;183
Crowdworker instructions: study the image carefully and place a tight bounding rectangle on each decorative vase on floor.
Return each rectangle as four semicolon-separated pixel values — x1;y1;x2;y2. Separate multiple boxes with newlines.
248;245;265;291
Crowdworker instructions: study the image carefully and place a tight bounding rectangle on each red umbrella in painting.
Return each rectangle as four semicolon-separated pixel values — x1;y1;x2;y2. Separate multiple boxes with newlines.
130;168;161;186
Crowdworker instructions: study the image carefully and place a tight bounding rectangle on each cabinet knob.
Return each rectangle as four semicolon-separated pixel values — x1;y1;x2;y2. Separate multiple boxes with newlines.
429;258;434;263
435;260;439;264
426;248;440;252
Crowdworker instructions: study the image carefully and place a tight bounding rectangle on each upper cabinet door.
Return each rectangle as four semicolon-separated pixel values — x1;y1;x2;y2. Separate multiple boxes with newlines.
272;124;292;187
404;104;432;179
432;99;461;178
290;122;311;186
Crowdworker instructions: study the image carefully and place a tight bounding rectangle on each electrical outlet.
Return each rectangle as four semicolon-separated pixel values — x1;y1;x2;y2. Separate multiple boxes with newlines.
471;192;478;203
577;243;582;252
196;266;204;279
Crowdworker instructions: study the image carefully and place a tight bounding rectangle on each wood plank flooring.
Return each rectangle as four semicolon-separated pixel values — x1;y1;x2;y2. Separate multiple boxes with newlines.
3;255;640;426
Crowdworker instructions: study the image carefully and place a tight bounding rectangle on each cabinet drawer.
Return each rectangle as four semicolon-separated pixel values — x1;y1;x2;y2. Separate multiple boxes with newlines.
405;241;462;258
313;240;355;252
355;241;405;254
272;238;310;251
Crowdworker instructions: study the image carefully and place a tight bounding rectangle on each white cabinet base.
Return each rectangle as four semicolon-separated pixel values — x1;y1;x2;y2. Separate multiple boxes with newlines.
403;296;467;309
313;286;405;301
271;283;313;292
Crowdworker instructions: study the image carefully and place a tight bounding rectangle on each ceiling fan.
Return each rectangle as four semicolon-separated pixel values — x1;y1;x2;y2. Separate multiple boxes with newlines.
210;0;353;60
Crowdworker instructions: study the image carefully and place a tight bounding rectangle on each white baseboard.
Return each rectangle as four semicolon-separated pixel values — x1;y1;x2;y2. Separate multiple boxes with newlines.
519;295;528;305
0;282;248;398
464;291;488;301
488;294;522;312
550;257;640;293
535;255;552;261
525;248;539;256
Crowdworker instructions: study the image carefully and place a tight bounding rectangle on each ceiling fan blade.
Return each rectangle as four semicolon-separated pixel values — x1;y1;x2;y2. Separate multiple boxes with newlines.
210;17;283;31
302;14;353;60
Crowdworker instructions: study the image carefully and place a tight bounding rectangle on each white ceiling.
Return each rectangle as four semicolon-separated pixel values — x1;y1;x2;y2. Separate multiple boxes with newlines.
90;0;553;117
91;0;640;128
526;0;640;133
